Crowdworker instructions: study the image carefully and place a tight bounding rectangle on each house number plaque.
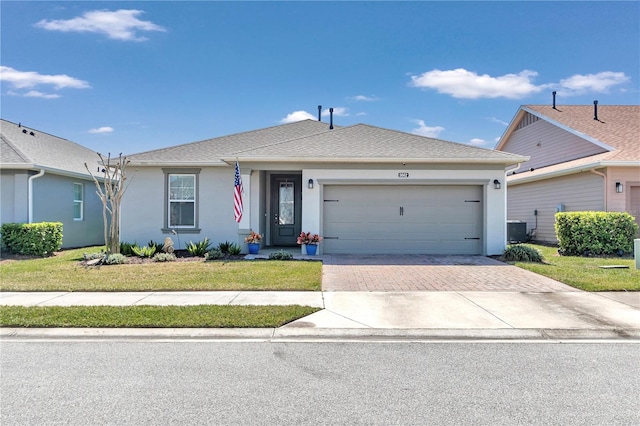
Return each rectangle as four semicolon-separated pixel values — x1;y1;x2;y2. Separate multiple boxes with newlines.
398;172;410;178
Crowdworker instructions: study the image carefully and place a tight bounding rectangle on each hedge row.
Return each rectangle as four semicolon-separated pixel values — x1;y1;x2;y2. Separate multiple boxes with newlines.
0;222;63;257
555;212;638;256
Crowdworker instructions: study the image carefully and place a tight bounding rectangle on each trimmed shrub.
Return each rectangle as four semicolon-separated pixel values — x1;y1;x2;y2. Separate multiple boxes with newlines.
269;250;293;260
104;253;127;265
555;212;638;256
0;222;63;256
502;244;544;262
152;252;176;262
205;248;223;260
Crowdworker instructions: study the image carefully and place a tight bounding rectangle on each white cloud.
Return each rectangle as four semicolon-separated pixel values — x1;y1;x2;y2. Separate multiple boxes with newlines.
8;90;61;99
409;68;543;99
279;110;317;123
89;126;114;134
556;72;630;96
0;66;90;90
411;120;445;138
409;68;631;100
348;95;379;102
468;138;494;148
1;66;89;98
34;9;165;41
356;112;367;116
488;117;509;126
322;107;349;117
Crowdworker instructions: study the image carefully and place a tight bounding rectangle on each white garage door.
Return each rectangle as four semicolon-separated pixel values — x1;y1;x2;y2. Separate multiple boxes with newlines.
323;185;483;254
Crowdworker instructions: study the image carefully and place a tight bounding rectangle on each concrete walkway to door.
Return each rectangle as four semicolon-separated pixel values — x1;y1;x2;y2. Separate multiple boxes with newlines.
321;254;579;292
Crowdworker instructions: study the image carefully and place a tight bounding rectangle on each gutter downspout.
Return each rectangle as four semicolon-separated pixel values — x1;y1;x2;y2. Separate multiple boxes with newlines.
28;169;45;223
506;162;523;176
590;168;607;211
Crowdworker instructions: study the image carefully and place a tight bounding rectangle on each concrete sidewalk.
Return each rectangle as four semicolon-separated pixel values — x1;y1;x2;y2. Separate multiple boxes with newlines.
1;290;639;340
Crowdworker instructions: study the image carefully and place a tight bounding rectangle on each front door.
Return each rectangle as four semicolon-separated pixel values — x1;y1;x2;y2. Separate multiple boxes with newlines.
270;174;302;246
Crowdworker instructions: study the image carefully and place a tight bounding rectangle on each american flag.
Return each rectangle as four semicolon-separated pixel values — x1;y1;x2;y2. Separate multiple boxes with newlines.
233;161;243;223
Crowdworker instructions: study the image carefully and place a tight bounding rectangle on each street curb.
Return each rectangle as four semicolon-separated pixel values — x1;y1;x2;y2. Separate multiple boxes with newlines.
2;327;639;341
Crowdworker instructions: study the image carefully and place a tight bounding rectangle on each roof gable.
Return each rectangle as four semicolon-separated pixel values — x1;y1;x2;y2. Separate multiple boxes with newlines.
497;105;640;162
0;119;100;177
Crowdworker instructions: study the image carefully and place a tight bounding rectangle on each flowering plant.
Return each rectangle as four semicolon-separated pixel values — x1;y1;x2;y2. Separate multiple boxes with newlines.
297;232;322;245
244;231;262;244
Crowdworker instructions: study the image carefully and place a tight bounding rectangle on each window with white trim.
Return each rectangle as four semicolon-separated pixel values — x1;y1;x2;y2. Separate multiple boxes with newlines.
73;183;83;220
168;174;196;228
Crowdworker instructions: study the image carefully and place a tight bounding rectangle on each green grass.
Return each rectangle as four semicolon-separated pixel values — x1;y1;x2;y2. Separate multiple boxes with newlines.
0;305;320;328
0;246;322;292
510;244;639;292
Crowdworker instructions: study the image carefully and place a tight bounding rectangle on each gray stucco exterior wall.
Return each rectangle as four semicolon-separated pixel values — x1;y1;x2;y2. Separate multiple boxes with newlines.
30;173;104;248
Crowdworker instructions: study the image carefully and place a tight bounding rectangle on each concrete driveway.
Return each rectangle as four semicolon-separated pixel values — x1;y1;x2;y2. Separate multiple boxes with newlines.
321;254;579;292
280;254;640;334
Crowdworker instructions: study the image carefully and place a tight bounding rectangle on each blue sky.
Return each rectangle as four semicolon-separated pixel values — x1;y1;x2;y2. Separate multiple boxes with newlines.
1;1;638;155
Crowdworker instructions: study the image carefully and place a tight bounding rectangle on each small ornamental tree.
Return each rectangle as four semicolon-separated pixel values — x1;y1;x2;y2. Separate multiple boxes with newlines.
85;153;131;254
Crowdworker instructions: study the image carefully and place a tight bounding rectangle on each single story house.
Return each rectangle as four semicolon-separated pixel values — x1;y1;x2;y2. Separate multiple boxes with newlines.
0;119;104;248
123;119;527;255
496;103;640;243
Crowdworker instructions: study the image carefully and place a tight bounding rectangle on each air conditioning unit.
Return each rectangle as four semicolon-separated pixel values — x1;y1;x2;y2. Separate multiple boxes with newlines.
507;221;527;243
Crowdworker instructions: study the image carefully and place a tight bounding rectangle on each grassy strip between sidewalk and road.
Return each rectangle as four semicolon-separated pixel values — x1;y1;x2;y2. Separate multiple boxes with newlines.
0;305;320;328
0;246;322;292
509;244;639;292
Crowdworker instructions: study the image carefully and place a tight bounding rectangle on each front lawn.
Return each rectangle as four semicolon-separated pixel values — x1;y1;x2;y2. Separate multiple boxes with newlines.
509;244;639;292
0;305;319;328
0;246;322;292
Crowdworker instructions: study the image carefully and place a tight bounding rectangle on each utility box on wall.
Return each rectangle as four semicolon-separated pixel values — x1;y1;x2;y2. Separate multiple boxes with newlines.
507;221;527;243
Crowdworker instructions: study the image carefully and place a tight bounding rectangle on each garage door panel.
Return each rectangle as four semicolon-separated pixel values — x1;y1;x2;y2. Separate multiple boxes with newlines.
323;185;483;255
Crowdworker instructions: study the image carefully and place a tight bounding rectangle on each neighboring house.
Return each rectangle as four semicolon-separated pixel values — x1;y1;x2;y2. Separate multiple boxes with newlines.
496;104;640;243
124;120;526;255
0;119;104;248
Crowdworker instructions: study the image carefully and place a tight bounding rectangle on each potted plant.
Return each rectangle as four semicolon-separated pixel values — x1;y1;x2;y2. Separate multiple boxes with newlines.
244;231;262;254
297;232;322;255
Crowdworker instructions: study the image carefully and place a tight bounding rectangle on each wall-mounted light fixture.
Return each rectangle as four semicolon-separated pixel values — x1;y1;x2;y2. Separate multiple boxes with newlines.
493;179;501;190
308;179;314;189
616;182;623;193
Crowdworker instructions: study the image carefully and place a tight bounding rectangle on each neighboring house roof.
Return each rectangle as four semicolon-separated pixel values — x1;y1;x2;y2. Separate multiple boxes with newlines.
497;105;640;183
129;120;527;166
0;119;100;179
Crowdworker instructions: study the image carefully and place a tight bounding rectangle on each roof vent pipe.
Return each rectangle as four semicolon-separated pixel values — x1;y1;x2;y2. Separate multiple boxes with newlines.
329;107;334;130
593;100;598;120
552;91;557;109
318;105;322;122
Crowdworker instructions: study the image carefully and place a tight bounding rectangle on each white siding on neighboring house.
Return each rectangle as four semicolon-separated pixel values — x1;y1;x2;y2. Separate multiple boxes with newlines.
507;172;604;243
0;171;29;224
502;117;607;171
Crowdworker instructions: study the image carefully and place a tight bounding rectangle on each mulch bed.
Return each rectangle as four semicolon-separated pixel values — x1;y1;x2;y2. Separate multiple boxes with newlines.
0;248;245;266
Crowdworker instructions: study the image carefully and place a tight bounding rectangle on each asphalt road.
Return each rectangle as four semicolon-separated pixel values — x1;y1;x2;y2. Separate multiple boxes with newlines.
1;341;638;425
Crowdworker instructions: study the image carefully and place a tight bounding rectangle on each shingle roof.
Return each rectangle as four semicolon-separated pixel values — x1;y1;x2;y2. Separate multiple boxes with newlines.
504;105;640;161
231;123;526;163
499;105;640;184
127;119;335;164
128;120;526;165
0;119;99;177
